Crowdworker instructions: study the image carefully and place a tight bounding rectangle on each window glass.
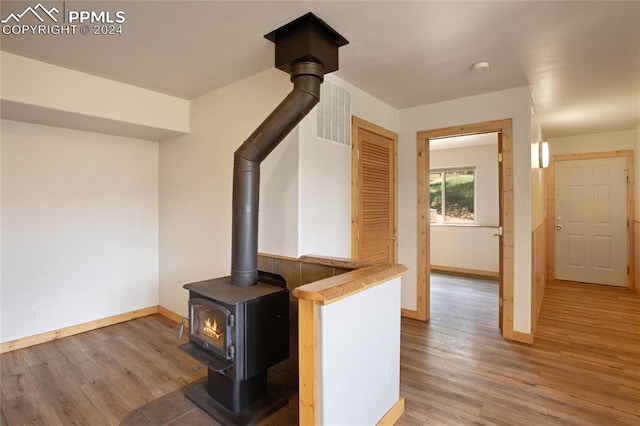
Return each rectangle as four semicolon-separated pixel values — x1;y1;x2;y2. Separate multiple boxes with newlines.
429;169;475;224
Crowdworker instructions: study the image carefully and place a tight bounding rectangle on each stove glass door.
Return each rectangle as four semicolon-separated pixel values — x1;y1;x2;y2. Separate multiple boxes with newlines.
190;298;232;359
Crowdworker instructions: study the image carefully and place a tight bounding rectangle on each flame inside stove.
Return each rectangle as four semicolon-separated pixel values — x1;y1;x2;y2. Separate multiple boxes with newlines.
203;317;223;346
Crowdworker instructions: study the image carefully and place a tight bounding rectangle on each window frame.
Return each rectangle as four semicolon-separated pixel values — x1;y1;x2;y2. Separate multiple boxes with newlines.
429;166;477;225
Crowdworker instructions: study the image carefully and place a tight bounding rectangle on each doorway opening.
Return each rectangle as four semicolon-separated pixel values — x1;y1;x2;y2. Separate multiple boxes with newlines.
428;132;501;326
428;132;500;274
414;119;515;340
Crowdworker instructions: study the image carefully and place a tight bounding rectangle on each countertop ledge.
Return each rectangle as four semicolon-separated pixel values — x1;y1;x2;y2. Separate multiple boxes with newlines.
293;262;407;305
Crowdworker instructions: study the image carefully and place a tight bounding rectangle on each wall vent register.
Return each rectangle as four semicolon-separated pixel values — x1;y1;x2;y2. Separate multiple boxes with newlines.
316;80;351;146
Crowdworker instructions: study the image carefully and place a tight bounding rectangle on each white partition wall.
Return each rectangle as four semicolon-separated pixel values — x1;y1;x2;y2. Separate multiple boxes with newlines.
316;277;401;425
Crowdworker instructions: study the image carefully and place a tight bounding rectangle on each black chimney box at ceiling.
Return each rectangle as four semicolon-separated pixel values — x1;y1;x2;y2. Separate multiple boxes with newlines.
264;12;349;74
180;12;348;425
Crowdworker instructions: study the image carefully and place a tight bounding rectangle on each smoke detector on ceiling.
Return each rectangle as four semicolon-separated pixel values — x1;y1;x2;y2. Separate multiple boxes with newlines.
471;61;490;73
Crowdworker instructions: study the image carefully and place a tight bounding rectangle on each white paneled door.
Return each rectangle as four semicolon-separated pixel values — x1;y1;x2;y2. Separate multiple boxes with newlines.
554;157;628;286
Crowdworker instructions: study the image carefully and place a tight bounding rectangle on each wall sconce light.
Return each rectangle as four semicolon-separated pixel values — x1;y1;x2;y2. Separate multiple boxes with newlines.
539;141;549;168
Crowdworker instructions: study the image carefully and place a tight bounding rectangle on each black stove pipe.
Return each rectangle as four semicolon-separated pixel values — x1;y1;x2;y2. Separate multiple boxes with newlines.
229;12;347;287
231;61;324;287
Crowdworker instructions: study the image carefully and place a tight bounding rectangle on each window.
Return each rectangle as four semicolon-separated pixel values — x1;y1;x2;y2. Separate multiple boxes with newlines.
429;168;475;224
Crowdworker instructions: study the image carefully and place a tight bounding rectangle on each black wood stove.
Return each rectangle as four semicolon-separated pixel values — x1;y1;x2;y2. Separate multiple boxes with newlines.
179;12;347;425
180;272;289;422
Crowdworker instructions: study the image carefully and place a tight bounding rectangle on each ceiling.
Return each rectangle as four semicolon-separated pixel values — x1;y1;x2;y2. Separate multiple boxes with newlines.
1;1;639;138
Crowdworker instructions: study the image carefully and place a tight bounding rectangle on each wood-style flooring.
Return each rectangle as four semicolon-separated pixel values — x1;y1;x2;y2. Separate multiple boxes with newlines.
2;273;639;425
399;273;640;425
1;314;208;425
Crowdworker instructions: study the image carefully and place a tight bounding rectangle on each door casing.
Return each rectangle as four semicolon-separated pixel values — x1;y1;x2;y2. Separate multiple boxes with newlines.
414;119;514;341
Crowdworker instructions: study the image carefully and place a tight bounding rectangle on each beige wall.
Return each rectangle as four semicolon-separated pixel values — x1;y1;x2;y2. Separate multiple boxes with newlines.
159;69;293;316
1;120;159;343
1;52;190;140
0;53;188;344
530;107;547;228
530;106;547;334
548;129;635;157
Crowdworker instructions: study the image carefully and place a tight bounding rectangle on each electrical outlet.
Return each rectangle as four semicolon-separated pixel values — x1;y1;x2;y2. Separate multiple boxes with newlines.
30;307;40;320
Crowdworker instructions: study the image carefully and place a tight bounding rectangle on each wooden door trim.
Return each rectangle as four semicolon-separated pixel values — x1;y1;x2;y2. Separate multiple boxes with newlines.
415;119;514;341
546;150;634;290
497;132;504;330
351;116;399;262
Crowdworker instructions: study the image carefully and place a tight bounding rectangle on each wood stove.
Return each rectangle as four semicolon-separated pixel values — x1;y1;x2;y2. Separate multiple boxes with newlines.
179;12;347;425
179;272;289;421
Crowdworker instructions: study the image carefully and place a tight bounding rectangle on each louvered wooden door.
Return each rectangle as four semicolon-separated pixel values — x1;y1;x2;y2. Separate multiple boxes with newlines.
352;117;398;263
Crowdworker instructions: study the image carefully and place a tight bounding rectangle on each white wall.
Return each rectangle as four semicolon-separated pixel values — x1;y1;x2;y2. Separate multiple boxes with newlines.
1;52;190;141
297;74;399;258
548;129;635;156
531;107;546;228
261;129;300;256
1;120;159;343
318;277;401;425
399;86;533;333
429;143;499;272
430;227;499;273
159;69;294;316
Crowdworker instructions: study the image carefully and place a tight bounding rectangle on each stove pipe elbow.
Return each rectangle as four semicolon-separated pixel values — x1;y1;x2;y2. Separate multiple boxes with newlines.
231;62;324;287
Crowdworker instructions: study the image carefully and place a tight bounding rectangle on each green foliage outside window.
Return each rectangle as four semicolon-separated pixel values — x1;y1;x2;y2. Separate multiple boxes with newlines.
429;169;475;223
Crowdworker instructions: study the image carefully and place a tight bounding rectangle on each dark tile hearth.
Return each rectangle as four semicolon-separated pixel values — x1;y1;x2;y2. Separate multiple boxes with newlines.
120;368;297;426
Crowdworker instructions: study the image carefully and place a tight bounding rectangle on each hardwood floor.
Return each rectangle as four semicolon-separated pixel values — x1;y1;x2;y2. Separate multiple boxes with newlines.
1;315;208;425
399;273;640;425
2;274;639;425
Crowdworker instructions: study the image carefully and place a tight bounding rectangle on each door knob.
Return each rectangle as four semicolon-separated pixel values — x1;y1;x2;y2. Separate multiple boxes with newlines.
556;224;562;230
